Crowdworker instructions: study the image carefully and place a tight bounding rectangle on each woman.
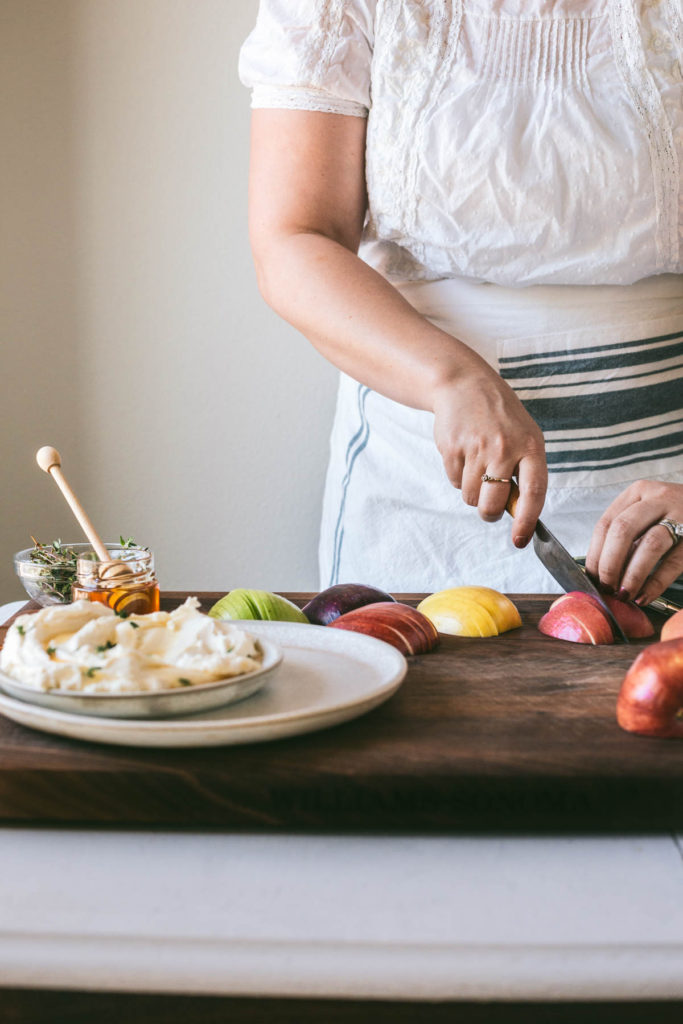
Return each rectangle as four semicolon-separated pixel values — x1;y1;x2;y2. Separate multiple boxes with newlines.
239;0;683;603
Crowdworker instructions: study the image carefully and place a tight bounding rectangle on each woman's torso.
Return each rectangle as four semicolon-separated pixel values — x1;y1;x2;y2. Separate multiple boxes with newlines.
360;0;682;286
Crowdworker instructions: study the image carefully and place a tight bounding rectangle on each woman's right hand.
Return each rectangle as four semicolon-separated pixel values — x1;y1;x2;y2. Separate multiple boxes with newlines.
249;107;547;546
431;370;548;547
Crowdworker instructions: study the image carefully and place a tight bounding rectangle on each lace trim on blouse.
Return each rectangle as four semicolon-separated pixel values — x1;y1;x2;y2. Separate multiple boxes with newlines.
300;0;347;86
251;84;368;118
665;0;683;56
406;1;464;232
610;0;680;269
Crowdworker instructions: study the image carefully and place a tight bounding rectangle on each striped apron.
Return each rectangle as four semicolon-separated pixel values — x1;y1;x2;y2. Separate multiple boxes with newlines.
318;274;683;593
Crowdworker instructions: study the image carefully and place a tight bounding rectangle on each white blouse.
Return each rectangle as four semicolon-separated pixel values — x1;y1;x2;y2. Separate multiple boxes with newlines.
239;0;683;288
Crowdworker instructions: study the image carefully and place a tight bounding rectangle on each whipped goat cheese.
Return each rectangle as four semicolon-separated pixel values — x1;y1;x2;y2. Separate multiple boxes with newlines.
0;597;263;693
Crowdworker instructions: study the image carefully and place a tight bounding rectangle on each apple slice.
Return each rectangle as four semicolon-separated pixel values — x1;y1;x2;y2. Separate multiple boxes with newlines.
545;591;653;642
661;608;683;642
417;587;521;637
209;589;308;623
438;587;521;632
417;595;498;637
302;583;395;626
329;602;438;655
601;595;655;639
617;637;683;737
538;595;614;645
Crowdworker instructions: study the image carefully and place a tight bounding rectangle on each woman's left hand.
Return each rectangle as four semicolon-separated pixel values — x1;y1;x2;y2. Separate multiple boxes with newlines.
585;480;683;605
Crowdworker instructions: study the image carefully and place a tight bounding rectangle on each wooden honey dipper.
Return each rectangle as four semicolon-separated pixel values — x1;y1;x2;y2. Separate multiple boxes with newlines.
36;446;129;579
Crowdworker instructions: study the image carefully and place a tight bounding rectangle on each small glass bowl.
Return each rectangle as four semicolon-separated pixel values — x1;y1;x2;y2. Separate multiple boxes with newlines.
14;543;144;607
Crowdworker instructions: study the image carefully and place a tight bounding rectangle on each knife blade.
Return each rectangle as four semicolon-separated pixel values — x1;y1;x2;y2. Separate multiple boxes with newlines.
505;482;629;643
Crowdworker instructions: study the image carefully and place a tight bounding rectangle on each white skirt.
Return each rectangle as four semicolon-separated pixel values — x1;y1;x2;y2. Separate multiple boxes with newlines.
319;274;683;593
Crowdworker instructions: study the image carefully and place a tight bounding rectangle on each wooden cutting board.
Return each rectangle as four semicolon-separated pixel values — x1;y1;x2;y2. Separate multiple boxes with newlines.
0;592;681;832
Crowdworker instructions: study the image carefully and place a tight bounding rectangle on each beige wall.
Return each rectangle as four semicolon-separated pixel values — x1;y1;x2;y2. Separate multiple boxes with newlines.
0;0;339;603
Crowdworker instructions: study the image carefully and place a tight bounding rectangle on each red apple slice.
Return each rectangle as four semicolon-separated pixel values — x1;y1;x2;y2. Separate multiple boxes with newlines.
539;595;614;645
602;595;654;639
329;602;438;655
547;592;653;640
617;637;683;737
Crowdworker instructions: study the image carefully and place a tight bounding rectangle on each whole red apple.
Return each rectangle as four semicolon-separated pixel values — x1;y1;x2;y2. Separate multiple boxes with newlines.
617;637;683;737
329;602;438;655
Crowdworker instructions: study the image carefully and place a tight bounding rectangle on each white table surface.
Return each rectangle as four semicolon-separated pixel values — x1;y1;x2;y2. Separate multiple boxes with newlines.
2;601;682;1002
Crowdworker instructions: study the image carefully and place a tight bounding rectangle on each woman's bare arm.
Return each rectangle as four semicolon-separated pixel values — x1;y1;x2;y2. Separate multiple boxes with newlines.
248;109;547;544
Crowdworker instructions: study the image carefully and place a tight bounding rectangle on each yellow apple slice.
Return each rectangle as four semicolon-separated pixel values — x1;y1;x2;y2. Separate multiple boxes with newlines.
417;593;499;637
448;586;522;633
417;587;522;637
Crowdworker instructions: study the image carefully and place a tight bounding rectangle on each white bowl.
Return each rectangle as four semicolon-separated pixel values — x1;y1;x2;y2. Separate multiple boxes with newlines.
0;636;283;720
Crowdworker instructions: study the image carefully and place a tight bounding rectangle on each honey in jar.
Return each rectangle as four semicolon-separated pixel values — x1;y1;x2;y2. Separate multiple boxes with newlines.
72;546;160;615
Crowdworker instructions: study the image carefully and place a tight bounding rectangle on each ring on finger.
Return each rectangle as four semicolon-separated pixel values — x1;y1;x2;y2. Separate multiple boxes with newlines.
481;473;512;484
657;518;683;548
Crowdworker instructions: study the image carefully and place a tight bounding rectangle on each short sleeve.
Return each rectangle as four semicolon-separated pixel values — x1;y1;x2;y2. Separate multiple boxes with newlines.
239;0;375;118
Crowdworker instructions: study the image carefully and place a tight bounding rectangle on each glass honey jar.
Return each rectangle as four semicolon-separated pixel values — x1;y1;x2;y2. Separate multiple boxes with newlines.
71;545;160;615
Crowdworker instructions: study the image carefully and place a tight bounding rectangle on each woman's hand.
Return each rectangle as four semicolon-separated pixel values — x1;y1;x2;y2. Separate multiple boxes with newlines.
432;371;548;547
585;480;683;604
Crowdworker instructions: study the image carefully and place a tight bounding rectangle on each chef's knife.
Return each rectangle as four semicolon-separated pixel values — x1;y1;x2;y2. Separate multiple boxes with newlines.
505;481;629;643
649;596;682;615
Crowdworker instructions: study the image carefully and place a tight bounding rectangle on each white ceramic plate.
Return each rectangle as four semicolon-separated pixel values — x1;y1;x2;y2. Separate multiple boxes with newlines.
0;622;407;748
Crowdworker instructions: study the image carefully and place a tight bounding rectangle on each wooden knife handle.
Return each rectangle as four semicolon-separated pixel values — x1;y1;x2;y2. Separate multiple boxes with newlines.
505;480;520;518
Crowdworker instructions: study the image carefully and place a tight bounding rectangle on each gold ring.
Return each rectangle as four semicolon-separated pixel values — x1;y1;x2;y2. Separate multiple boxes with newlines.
657;518;683;547
481;474;512;484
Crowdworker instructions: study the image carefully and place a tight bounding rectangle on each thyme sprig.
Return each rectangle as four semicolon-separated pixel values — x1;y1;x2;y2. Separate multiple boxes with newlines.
28;538;80;602
27;536;143;603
